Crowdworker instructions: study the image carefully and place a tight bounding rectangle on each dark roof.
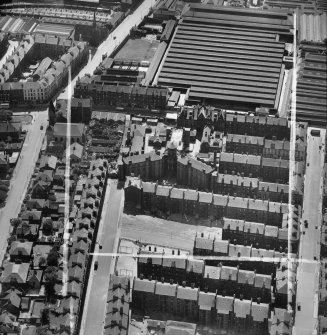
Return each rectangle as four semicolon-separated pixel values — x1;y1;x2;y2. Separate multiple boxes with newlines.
158;6;290;108
296;53;327;127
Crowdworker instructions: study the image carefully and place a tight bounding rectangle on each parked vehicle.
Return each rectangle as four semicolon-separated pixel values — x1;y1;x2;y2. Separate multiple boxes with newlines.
94;260;99;270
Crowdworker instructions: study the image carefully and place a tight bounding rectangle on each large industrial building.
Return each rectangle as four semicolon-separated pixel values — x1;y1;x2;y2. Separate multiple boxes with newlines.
157;5;293;111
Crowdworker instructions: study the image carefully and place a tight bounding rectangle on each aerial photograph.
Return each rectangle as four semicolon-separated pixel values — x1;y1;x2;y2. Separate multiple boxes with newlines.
0;0;326;334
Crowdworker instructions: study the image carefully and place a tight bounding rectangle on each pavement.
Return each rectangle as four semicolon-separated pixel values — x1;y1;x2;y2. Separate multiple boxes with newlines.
293;127;326;335
57;0;158;102
80;180;124;335
0;109;48;264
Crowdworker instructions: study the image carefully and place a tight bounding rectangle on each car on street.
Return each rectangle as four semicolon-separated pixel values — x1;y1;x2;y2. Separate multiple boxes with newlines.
94;260;99;270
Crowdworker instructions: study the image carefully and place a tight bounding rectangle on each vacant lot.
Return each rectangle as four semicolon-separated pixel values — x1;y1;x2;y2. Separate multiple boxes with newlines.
121;214;222;252
115;38;159;62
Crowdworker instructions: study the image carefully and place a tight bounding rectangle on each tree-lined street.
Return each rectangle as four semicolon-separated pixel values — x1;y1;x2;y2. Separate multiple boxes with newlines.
0;110;48;265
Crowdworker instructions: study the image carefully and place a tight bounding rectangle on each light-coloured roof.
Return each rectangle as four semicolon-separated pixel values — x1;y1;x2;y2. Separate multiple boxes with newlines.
198;291;216;310
176;286;198;301
234;298;251;318
254;273;272;289
133;278;155;293
216;295;234;314
142;181;156;193
213;239;229;254
155;282;177;297
237;269;255;285
53;123;85;138
186;259;204;274
228;244;251;258
204;265;221;280
195;237;213;251
220;266;238;281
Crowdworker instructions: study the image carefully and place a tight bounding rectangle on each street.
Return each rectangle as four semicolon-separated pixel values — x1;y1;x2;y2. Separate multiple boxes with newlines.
57;0;158;101
0;110;48;264
80;180;124;335
293;127;326;334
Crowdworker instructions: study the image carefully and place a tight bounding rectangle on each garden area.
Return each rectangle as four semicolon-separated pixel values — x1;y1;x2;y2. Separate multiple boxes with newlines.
87;117;125;161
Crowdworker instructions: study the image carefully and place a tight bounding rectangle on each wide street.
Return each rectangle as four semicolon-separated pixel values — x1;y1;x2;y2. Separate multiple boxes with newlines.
58;0;158;101
293;127;326;334
80;180;124;335
0;110;48;264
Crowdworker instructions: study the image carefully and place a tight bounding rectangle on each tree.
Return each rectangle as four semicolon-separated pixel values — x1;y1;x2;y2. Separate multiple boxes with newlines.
43;218;53;235
0;190;7;203
10;218;21;229
44;267;58;297
47;247;59;267
41;307;50;325
38;256;47;268
0;184;9;192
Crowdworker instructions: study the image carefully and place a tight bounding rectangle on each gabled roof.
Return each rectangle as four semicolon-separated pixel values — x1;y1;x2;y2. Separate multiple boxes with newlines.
198;192;213;204
254;273;271;289
237;269;255;285
220;266;238;281
133;278;155;293
234;298;251;318
0;290;21;309
213;239;229;254
184;189;198;201
252;301;269;322
204;265;221;280
21;210;42;221
223;218;244;231
186;259;204;274
155;282;177;296
39;155;57;170
216;295;234;314
228;244;251;258
195;236;213;251
198;291;216;310
0;262;30;284
156;185;170;197
64;142;84;160
176;286;198;301
142;181;156;193
170;188;184;200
